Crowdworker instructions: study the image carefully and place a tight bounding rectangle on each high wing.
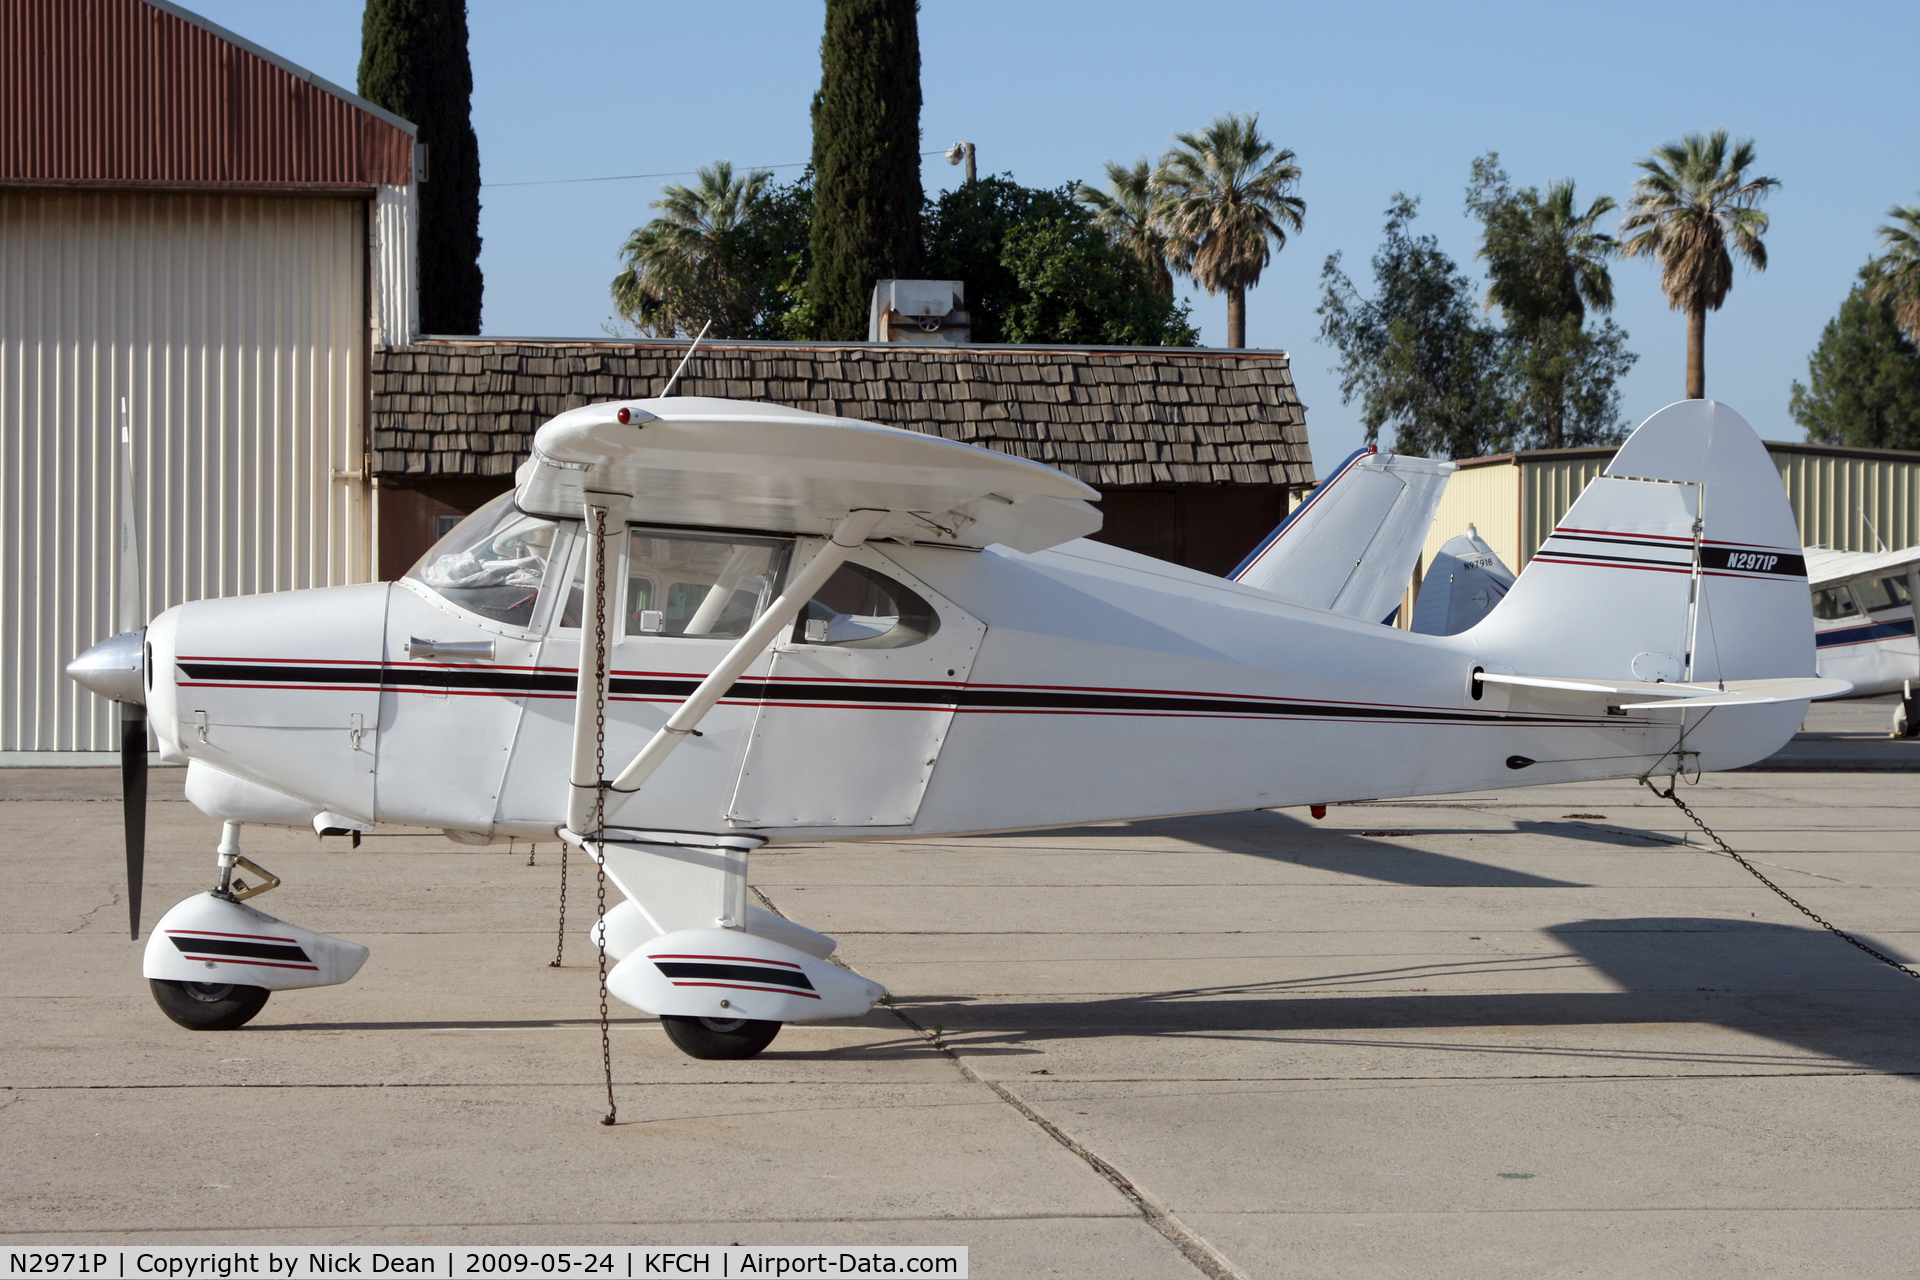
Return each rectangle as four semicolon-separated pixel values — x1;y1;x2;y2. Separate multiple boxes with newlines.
1230;446;1454;623
514;396;1102;554
1804;544;1920;590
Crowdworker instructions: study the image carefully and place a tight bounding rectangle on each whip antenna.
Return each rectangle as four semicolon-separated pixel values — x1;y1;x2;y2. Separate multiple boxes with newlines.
660;319;713;398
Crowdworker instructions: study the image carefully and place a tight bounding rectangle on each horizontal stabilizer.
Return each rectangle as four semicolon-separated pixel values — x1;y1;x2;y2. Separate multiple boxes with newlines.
1478;671;1851;708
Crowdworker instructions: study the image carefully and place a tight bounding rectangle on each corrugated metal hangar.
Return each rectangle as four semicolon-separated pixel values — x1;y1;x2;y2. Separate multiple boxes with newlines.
2;0;418;757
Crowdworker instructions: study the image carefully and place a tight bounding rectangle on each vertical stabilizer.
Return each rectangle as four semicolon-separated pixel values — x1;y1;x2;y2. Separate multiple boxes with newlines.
1410;528;1515;635
1474;400;1812;687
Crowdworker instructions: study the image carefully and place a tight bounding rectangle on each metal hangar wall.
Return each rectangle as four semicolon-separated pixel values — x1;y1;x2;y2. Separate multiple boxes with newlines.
1;0;420;755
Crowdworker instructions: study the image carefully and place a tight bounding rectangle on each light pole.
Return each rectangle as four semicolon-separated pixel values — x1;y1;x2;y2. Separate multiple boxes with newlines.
944;141;976;185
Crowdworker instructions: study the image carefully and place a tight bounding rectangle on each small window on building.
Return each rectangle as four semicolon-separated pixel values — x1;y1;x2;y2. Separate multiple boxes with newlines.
408;493;560;630
623;529;789;639
794;562;940;649
1857;575;1913;613
1811;585;1859;621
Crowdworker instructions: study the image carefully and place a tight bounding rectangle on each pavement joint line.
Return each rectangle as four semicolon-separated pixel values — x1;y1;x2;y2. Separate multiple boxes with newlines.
884;999;1252;1280
748;883;1248;1279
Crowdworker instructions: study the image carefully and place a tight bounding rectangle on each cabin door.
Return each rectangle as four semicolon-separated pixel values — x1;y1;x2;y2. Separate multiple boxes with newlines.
728;544;985;829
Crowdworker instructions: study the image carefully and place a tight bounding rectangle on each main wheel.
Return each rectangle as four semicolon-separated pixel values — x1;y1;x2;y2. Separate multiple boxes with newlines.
149;979;270;1031
659;1015;781;1060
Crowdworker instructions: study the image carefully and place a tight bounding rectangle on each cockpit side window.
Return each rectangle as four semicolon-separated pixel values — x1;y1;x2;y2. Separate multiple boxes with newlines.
793;561;941;649
408;493;560;629
1856;575;1912;613
623;529;790;639
1811;585;1859;621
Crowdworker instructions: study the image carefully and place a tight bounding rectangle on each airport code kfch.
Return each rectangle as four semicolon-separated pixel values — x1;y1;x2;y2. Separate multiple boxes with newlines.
6;1253;966;1279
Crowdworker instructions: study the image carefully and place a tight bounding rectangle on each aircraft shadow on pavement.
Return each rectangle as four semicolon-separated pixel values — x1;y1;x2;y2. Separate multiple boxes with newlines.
888;918;1920;1072
1036;809;1584;888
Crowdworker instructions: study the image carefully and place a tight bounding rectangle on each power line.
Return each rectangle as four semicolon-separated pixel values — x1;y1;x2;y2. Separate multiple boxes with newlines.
485;149;951;190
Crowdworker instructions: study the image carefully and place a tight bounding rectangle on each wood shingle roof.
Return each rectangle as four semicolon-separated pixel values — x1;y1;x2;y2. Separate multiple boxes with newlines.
370;338;1317;489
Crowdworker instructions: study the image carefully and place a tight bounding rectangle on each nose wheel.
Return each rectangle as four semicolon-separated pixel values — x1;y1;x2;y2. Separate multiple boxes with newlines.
149;979;270;1030
660;1015;782;1059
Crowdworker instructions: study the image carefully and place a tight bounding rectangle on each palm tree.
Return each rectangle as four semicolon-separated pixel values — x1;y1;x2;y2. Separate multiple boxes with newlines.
1469;171;1621;449
1866;200;1920;342
1474;178;1617;329
611;160;771;337
1075;159;1177;296
1618;130;1778;399
1155;113;1304;348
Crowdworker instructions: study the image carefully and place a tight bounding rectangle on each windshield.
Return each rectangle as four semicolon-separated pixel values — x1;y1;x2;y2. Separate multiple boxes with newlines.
408;493;562;629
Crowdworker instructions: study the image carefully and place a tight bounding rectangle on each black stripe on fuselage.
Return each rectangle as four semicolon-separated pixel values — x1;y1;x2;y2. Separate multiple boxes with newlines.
177;662;1619;726
653;960;816;990
168;934;311;963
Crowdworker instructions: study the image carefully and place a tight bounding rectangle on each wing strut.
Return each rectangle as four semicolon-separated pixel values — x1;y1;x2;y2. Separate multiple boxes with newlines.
561;507;888;840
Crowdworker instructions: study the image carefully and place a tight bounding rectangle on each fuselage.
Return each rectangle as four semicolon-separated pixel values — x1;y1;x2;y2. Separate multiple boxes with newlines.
142;497;1803;845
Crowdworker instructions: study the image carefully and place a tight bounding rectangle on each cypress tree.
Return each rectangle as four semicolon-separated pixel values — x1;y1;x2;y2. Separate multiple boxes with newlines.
807;0;923;339
358;0;484;334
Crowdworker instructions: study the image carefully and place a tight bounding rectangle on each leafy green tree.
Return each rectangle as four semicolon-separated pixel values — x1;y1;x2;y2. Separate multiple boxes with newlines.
1319;196;1505;458
806;0;923;339
1495;315;1636;449
998;217;1198;346
1156;112;1304;348
1467;155;1634;448
1866;200;1920;342
1619;130;1778;399
358;0;483;334
1075;159;1177;296
923;177;1080;342
1467;154;1616;329
1790;276;1920;449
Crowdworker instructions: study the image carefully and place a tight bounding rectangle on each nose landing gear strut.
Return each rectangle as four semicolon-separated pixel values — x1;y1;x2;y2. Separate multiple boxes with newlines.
143;821;370;1030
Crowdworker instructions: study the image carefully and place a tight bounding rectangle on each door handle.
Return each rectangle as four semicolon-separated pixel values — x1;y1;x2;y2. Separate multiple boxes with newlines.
405;637;495;661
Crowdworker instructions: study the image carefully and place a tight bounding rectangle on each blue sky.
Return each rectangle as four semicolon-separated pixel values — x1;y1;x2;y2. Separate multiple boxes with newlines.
189;0;1920;473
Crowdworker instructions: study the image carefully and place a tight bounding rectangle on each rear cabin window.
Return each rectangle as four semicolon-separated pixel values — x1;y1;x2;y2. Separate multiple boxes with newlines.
794;562;940;649
1856;576;1912;612
408;494;561;630
1811;585;1859;621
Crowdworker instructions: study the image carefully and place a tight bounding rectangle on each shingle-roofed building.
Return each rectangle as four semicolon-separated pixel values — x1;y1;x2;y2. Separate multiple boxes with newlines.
370;338;1318;578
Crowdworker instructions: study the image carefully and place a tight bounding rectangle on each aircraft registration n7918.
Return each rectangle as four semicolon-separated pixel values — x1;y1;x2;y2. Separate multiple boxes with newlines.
68;396;1845;1058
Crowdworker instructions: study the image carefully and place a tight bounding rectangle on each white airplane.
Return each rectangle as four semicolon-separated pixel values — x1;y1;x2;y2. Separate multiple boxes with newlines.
1802;546;1920;725
68;398;1846;1059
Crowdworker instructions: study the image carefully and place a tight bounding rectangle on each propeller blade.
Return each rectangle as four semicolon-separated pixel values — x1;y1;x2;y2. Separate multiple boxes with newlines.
117;400;147;941
121;702;148;940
